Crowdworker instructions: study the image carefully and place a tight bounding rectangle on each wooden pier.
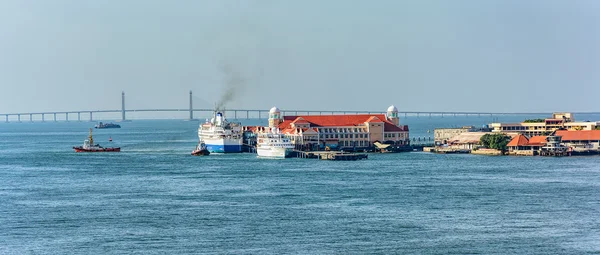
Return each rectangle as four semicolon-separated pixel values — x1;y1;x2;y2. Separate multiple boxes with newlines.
289;151;318;159
539;151;571;157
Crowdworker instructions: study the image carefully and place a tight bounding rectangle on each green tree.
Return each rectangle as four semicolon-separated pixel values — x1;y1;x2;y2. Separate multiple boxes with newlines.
480;133;511;151
523;119;545;123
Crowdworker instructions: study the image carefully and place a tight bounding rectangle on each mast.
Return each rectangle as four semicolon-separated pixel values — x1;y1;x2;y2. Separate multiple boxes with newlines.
89;128;94;145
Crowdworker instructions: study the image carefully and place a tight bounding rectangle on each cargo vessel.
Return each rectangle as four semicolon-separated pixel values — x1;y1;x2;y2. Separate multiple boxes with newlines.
94;122;121;129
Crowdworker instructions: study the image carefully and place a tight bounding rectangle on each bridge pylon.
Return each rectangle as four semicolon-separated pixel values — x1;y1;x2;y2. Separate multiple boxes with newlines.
121;91;126;121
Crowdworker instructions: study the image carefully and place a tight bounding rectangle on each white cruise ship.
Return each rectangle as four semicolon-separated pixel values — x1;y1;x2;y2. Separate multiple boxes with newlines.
256;128;294;158
198;111;243;153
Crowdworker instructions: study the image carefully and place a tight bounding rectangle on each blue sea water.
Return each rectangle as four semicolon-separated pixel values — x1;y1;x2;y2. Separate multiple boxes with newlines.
1;116;600;254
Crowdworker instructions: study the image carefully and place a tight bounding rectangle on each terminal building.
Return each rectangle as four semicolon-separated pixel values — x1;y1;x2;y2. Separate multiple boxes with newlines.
489;112;599;137
258;105;410;151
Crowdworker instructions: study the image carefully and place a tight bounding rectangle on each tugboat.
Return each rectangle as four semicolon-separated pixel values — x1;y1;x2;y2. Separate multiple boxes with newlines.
94;122;121;129
191;141;210;156
73;128;121;152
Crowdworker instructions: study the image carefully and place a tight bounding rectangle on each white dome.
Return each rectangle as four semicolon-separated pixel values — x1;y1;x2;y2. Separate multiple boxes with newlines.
387;105;398;112
269;106;280;113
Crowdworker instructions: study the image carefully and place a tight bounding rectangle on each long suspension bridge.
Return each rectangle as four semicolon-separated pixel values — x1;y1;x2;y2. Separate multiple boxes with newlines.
0;91;595;123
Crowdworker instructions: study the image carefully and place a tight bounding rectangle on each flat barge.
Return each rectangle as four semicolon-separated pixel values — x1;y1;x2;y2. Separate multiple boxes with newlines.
289;151;368;161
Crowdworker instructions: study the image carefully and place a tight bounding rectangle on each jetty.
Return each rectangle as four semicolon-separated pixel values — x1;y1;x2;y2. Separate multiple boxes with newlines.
319;152;368;161
290;151;367;161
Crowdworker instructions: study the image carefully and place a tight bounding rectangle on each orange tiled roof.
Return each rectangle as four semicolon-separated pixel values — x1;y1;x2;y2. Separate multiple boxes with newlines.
283;114;385;127
384;122;406;132
555;130;600;141
365;116;384;123
244;126;260;132
280;128;298;135
527;136;547;146
507;134;529;147
291;117;310;124
303;127;319;133
278;120;292;130
280;114;406;131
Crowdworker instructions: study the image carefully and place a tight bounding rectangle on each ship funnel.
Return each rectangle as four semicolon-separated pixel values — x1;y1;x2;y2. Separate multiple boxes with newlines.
215;115;223;126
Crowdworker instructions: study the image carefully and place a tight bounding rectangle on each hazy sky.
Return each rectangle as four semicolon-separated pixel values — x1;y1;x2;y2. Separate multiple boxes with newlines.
1;0;599;114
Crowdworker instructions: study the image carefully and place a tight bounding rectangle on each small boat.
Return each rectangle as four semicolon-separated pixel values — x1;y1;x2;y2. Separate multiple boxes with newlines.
73;128;121;152
94;122;121;129
191;141;210;156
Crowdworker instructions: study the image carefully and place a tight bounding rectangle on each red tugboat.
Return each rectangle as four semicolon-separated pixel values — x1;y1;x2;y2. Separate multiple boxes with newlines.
73;128;121;152
191;141;210;156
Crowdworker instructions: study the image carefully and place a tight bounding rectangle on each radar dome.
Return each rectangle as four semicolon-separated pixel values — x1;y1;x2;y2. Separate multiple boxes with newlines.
269;106;280;113
387;105;398;112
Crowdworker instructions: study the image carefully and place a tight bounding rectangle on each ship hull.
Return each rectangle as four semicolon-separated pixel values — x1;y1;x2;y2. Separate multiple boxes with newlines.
191;149;210;156
257;147;292;158
73;147;120;152
204;138;242;153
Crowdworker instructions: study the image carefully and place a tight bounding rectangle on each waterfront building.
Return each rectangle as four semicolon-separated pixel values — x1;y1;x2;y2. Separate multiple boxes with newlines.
507;130;600;156
444;132;490;150
434;126;491;145
445;132;519;151
507;135;548;156
554;130;600;153
540;135;569;156
489;112;599;137
260;105;410;151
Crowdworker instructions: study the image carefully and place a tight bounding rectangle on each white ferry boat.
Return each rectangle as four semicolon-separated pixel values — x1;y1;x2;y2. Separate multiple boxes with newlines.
198;112;243;153
256;128;294;158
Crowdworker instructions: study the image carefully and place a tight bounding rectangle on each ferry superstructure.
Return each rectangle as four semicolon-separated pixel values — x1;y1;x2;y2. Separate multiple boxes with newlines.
256;128;294;158
198;112;243;153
